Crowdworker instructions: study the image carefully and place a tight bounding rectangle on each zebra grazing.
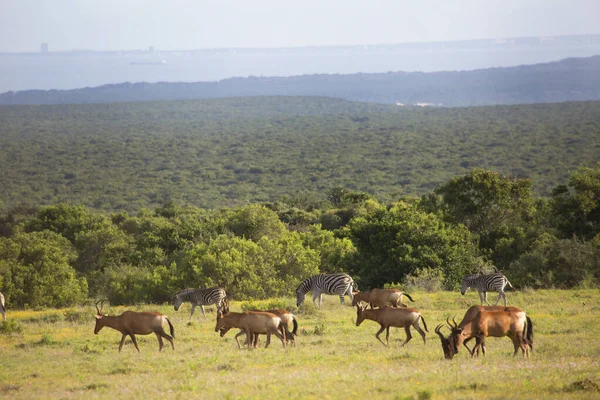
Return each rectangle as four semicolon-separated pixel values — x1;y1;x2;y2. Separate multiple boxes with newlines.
296;273;356;307
461;273;515;307
173;287;227;320
0;292;5;320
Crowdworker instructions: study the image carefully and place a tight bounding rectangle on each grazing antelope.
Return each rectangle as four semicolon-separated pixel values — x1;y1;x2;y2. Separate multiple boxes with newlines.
215;310;286;349
0;292;5;320
93;300;175;352
435;308;531;359
296;273;356;307
448;305;534;355
355;304;428;347
220;308;298;347
461;273;514;306
352;288;415;308
173;287;227;320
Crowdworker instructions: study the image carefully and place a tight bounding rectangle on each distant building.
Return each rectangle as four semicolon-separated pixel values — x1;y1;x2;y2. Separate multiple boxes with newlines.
148;45;155;53
40;43;48;53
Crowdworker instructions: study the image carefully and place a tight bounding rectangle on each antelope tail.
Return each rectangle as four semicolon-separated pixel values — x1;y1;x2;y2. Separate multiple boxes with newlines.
526;316;534;352
292;316;298;336
404;293;415;302
420;315;429;332
166;317;176;339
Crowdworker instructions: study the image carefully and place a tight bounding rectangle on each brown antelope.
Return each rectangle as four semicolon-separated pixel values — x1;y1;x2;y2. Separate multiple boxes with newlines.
220;308;298;347
435;307;532;359
453;305;534;355
352;288;415;309
215;310;286;349
355;303;428;347
93;300;175;352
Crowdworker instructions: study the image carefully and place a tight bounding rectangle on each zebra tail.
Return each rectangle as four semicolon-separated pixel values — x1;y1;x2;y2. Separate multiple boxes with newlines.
166;317;176;339
526;316;534;352
404;293;415;302
505;276;515;291
292;316;298;336
420;315;429;332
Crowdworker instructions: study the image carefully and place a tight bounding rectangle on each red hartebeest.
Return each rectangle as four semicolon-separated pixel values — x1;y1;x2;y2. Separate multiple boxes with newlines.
93;300;175;352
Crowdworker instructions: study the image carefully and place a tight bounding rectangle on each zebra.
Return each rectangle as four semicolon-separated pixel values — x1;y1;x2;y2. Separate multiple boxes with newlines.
173;287;227;320
0;292;5;320
296;273;357;307
461;273;515;307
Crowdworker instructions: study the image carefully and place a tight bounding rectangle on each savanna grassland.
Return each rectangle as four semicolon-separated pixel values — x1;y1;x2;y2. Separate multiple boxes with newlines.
1;290;599;400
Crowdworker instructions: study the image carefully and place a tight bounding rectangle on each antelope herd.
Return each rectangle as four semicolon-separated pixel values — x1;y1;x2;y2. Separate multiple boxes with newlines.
1;272;533;359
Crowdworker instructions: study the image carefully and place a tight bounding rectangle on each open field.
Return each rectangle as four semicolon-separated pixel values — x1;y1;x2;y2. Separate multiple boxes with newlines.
1;290;599;399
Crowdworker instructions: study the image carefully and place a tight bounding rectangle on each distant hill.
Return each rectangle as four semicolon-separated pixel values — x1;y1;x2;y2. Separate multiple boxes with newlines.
1;56;599;106
1;97;598;212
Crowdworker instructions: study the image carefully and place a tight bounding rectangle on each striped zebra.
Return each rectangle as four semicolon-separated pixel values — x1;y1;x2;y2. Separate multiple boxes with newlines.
461;273;515;307
0;292;5;320
296;273;357;307
173;287;227;320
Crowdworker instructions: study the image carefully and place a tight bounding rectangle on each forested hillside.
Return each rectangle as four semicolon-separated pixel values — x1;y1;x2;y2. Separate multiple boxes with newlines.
1;97;599;213
1;55;599;106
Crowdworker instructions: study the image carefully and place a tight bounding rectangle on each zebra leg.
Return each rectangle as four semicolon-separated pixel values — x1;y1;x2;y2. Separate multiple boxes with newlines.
499;291;507;307
339;294;344;305
482;291;491;306
346;284;354;304
312;292;320;307
201;305;206;317
189;304;197;321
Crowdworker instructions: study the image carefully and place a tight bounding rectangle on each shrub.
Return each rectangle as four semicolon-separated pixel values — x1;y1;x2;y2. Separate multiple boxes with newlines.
403;268;445;292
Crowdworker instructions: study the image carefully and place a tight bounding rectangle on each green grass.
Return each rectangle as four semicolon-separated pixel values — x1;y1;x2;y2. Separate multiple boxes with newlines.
0;290;599;399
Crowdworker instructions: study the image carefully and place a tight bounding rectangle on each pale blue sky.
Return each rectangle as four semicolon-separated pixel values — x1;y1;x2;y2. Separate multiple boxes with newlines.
1;0;598;52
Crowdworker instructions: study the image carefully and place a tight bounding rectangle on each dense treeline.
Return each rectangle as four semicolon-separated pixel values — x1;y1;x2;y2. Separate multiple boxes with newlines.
1;165;599;308
1;55;599;106
1;97;599;213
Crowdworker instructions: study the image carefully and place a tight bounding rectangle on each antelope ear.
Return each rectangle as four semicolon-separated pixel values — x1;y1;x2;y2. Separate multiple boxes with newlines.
95;315;102;320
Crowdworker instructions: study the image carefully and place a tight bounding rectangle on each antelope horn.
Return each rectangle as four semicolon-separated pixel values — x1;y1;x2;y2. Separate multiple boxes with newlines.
446;316;454;328
452;316;459;327
95;299;107;315
435;324;446;340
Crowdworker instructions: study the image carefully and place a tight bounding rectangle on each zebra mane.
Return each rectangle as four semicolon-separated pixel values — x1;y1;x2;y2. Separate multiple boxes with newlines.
175;288;198;297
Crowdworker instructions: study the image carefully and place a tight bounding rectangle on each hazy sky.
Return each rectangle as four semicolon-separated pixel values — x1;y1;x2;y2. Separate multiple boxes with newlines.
1;0;599;52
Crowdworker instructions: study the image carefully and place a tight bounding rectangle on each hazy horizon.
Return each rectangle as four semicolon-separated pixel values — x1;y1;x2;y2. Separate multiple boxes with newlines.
2;1;600;93
1;33;600;54
1;0;599;52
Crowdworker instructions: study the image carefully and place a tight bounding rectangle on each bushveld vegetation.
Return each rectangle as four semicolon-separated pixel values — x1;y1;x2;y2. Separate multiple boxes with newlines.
0;162;599;307
0;290;599;399
1;98;599;213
